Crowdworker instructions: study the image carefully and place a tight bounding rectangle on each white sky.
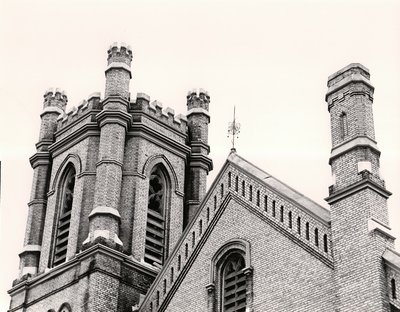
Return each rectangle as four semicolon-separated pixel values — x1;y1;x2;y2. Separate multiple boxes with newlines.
1;0;399;310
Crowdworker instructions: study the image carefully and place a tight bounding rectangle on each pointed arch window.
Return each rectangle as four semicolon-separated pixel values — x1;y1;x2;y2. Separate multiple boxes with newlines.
208;240;253;312
52;165;76;267
144;166;170;266
222;253;247;312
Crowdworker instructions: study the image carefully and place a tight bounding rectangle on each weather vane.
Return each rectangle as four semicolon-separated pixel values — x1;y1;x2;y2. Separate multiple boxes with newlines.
227;106;240;152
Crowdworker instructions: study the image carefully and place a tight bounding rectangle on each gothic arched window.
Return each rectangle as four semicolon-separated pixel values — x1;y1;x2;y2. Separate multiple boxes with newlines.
208;240;253;312
144;166;169;266
222;253;247;312
52;165;76;267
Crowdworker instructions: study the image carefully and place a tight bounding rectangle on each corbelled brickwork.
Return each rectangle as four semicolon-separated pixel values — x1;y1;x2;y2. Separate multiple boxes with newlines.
9;47;400;312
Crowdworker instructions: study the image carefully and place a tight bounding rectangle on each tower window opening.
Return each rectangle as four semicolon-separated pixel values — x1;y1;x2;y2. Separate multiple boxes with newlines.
340;112;348;139
185;243;188;259
178;255;181;271
249;185;253;202
144;166;168;267
199;219;203;235
315;228;319;246
228;172;232;188
323;234;328;252
305;222;310;240
221;183;224;198
242;180;245;197
235;176;239;192
192;231;196;248
272;200;276;217
170;267;174;284
297;217;301;235
207;207;210;223
264;195;268;212
280;206;284;222
52;166;76;267
256;190;260;207
288;211;292;229
214;195;217;210
392;278;397;299
163;279;167;294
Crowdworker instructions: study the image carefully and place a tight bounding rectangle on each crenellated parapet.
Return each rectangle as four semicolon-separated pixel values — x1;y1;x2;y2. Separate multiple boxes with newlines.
42;88;68;115
56;92;102;131
187;88;210;112
107;42;133;67
105;42;132;100
131;93;188;135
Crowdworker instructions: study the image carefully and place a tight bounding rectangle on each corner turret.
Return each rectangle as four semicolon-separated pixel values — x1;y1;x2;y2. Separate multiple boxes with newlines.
17;88;67;280
325;64;393;311
105;42;133;100
184;89;213;226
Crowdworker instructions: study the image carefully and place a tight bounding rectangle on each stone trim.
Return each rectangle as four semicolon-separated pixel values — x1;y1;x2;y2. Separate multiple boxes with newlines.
368;218;396;240
325;73;374;100
21;245;41;252
122;170;146;178
76;171;96;178
187;107;210;119
21;267;38;276
96;159;123;168
89;206;121;219
29;152;50;168
96;109;132;129
325;178;391;204
41;106;64;116
329;136;379;164
383;249;400;272
189;153;213;172
327;63;369;82
105;61;132;78
27;199;47;207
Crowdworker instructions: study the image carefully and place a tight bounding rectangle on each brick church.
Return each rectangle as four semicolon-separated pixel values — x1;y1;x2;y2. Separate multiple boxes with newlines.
8;43;400;311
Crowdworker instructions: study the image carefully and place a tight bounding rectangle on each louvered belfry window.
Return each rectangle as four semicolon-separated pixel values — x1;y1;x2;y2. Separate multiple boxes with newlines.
144;167;167;266
53;166;76;267
222;253;247;312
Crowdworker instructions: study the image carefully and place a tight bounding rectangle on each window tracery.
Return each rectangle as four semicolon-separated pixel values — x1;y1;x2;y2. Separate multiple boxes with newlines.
52;166;75;267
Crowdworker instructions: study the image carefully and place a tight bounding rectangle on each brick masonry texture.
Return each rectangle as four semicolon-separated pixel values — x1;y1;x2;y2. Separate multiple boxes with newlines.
163;199;335;312
9;53;400;312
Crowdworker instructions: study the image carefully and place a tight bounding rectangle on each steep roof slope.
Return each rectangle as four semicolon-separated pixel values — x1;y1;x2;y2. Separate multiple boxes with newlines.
139;151;333;311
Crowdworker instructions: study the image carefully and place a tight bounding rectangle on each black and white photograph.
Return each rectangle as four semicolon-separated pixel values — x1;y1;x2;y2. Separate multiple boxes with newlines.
1;1;400;311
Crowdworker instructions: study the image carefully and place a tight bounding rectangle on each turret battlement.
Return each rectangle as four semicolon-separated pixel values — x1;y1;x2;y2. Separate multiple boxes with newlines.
326;63;374;106
56;92;101;129
327;63;370;87
187;88;210;111
107;42;133;66
43;88;68;113
131;92;188;134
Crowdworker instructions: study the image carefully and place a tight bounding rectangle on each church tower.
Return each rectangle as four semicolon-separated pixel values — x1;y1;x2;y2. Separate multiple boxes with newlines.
8;43;212;312
325;64;395;311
